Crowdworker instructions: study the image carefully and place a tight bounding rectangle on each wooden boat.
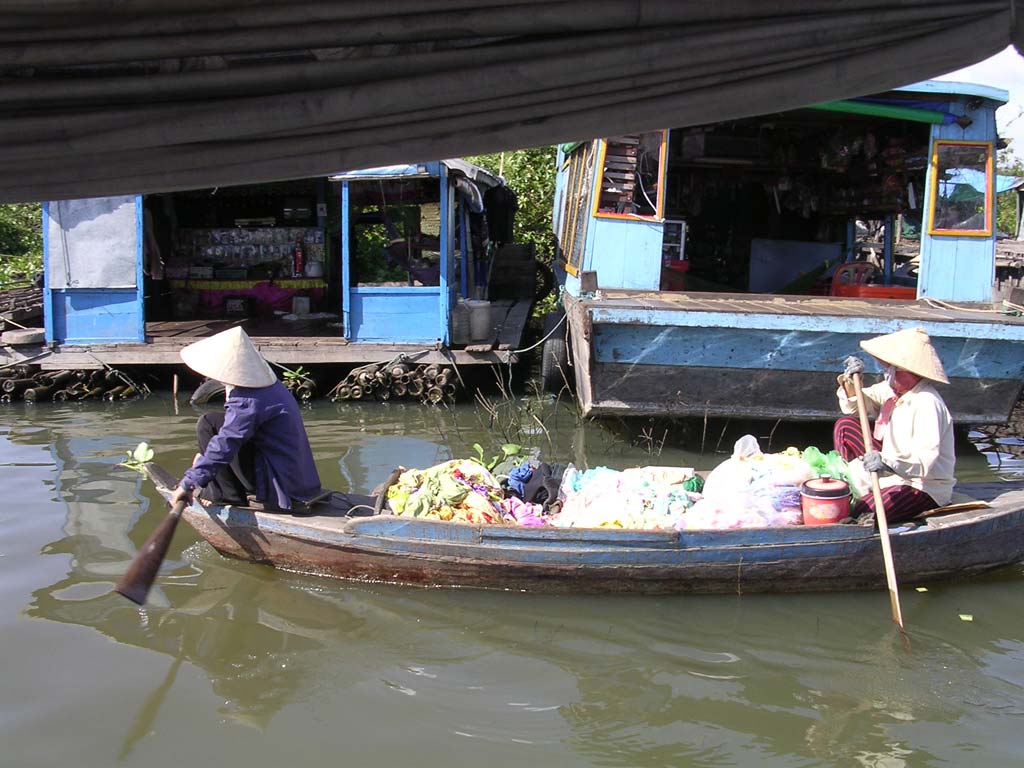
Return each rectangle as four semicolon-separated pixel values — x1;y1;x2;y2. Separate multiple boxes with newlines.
144;464;1024;594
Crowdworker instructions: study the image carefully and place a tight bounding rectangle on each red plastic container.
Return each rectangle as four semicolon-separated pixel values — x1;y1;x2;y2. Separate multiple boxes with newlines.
800;477;851;525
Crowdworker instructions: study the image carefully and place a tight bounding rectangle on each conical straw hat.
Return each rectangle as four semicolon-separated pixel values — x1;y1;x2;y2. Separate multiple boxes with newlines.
859;327;949;384
180;327;277;388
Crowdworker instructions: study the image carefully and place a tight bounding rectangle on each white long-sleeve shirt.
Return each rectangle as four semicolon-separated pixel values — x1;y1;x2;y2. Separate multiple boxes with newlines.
836;379;956;505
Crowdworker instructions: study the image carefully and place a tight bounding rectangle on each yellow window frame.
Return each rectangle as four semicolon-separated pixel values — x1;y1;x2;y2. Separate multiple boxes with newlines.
927;139;993;238
591;131;668;221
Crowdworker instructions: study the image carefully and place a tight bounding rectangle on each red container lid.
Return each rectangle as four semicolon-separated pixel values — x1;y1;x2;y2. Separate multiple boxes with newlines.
801;477;850;499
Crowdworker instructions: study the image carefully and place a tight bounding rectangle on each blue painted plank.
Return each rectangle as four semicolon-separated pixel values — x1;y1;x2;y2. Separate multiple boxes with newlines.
341;182;351;338
348;287;441;343
585;216;663;290
42;202;53;342
588;306;1024;341
134;196;145;341
591;324;1024;379
51;289;141;343
439;169;450;344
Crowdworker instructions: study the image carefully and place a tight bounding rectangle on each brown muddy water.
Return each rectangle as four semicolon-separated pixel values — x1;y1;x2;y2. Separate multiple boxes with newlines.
1;395;1023;768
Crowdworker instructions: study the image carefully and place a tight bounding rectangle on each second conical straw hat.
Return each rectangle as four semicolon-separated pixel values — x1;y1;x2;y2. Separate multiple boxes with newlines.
859;326;949;384
180;327;277;388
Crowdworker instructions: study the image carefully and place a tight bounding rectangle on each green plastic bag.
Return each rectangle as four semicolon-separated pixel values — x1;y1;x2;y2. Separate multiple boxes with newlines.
801;446;858;498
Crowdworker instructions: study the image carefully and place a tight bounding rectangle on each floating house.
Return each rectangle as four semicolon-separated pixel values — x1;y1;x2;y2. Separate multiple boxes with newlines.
3;160;531;373
550;81;1024;424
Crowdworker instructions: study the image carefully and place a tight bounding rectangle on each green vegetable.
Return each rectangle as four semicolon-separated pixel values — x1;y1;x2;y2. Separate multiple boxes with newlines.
471;442;522;472
120;441;155;473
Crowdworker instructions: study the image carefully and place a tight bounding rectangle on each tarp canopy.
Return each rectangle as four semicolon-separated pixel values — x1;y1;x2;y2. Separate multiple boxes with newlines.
2;1;1023;203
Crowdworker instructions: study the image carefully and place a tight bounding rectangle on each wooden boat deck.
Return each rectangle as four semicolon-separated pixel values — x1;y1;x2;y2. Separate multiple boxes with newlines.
1;298;532;370
591;290;1024;326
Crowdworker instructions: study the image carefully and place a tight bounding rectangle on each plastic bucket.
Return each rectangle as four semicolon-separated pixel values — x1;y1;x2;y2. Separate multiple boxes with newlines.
800;477;851;525
451;300;471;345
466;300;491;341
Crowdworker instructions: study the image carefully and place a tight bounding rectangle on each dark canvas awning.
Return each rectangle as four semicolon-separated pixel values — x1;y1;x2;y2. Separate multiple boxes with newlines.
2;1;1022;202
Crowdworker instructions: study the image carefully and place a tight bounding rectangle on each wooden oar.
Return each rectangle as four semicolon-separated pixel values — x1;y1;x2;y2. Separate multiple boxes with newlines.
852;372;906;633
115;498;189;605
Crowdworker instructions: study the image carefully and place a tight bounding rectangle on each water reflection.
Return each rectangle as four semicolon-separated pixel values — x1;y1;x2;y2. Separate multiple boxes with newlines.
6;399;1024;767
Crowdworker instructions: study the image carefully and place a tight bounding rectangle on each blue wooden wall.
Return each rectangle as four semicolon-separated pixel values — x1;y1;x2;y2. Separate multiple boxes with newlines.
584;215;664;291
917;85;1001;302
43;197;144;344
47;289;143;345
340;164;450;343
347;286;443;342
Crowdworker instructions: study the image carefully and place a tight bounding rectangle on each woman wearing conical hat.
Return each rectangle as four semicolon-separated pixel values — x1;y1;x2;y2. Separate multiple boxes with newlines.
834;327;955;523
170;327;321;512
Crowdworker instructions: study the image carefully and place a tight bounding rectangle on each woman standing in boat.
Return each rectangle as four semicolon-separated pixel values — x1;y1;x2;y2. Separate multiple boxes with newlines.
170;327;322;512
834;327;956;523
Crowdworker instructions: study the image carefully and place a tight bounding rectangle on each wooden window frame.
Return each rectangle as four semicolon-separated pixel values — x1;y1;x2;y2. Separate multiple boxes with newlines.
927;139;994;238
591;131;668;222
559;141;595;276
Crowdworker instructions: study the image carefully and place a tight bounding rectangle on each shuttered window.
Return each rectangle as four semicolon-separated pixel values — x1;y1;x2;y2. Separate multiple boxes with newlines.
557;141;596;276
592;131;667;220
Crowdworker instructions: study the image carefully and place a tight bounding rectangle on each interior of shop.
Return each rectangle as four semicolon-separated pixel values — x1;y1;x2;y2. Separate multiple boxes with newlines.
143;178;333;330
655;111;933;296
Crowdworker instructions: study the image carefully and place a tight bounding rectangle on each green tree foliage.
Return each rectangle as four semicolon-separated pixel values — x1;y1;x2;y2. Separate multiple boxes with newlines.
0;202;43;288
465;147;557;265
997;149;1024;238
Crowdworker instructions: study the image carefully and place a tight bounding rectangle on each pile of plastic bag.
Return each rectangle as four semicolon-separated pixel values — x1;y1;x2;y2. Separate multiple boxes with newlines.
683;435;855;530
383;436;858;532
548;465;702;530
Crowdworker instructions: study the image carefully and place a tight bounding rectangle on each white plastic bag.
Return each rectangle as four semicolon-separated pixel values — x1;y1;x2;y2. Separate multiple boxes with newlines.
701;435;763;502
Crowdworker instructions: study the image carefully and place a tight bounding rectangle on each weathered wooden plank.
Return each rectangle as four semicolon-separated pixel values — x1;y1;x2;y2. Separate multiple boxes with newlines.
586;362;1020;423
462;299;514;352
20;339;516;368
594;289;1024;326
496;298;533;350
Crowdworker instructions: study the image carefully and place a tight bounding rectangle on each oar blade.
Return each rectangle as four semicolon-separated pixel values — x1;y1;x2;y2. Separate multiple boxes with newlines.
115;500;187;605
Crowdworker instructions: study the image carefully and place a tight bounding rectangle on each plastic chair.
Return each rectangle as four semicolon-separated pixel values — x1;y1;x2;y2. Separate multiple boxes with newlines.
831;262;880;295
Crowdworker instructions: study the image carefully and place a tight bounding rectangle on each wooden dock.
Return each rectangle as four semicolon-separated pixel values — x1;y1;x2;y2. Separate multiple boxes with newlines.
0;299;533;371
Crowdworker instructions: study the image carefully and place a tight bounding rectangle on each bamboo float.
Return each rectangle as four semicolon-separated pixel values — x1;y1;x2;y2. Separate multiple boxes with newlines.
2;378;34;394
327;361;462;403
23;385;54;402
46;370;75;387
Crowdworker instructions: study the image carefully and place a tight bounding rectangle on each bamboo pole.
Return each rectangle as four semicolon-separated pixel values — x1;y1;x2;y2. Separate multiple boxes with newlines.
852;372;906;633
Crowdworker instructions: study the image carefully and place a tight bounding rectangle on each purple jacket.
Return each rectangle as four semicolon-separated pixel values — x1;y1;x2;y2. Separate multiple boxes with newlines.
180;380;321;509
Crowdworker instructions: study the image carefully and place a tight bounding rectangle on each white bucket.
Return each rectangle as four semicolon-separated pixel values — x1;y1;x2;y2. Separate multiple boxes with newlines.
451;300;471;345
466;299;491;341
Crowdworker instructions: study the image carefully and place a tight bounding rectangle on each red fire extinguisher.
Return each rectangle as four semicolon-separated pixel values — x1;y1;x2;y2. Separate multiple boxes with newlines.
293;239;304;277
